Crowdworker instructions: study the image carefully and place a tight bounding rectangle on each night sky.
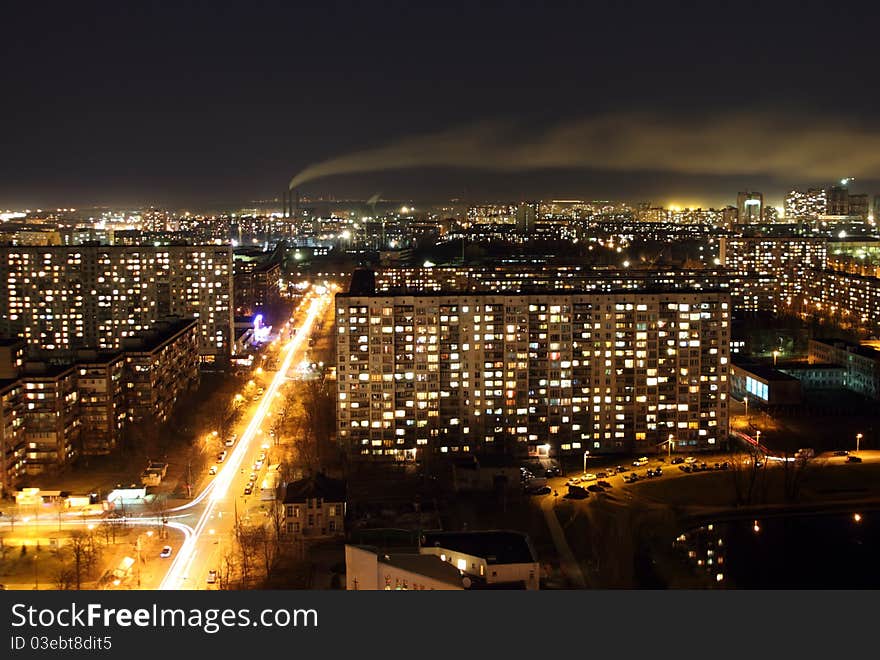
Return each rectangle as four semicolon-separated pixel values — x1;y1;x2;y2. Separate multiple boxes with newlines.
3;0;879;209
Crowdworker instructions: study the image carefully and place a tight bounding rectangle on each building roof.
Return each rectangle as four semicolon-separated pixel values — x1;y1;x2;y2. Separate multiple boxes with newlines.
122;317;198;354
282;472;346;504
731;360;798;382
373;550;466;588
812;338;880;360
421;530;538;565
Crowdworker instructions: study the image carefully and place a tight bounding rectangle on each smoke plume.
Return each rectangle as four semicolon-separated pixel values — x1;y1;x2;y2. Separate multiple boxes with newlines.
289;111;880;190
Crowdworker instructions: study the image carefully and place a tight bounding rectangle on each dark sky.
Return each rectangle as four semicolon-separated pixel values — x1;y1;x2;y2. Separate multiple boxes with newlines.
2;0;879;210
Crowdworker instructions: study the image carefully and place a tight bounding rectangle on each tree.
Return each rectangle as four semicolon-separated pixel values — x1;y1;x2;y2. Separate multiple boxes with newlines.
68;530;91;590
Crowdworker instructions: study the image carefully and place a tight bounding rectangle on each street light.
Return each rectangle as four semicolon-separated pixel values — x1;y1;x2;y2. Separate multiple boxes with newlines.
583;450;590;475
772;350;779;366
667;433;675;459
856;433;863;453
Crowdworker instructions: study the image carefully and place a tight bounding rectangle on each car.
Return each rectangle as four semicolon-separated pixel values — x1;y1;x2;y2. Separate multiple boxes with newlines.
244;485;253;495
582;473;597;482
159;546;173;558
684;456;697;464
217;451;227;462
209;465;217;475
616;465;629;474
253;460;264;470
755;460;764;468
699;462;708;470
847;455;863;463
206;570;218;584
598;480;612;488
646;469;658;478
249;472;257;482
632;457;649;467
679;465;691;473
587;484;604;493
596;471;608;479
670;457;684;465
566;485;589;499
252;395;260;401
721;462;730;470
258;451;267;462
544;465;562;477
654;467;663;476
224;437;236;447
526;484;552;495
257;388;265;394
834;450;849;457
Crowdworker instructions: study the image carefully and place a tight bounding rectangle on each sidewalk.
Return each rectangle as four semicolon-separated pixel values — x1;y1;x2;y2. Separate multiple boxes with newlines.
540;495;587;588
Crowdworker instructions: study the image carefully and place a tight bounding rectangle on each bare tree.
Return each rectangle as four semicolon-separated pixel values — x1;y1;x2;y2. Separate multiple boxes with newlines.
68;530;93;590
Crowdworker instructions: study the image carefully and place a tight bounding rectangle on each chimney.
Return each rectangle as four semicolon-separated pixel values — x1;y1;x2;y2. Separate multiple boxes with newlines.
282;189;289;218
293;189;300;219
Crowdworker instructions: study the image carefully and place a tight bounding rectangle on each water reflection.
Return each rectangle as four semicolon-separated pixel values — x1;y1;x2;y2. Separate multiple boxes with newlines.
673;511;877;589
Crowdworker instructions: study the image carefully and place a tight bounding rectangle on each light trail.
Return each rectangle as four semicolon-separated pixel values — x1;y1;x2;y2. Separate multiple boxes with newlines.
160;294;329;590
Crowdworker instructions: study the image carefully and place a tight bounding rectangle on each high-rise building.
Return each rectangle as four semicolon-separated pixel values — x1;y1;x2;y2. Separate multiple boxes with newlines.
784;188;827;219
826;185;849;216
0;245;234;361
736;192;763;224
515;202;539;234
848;193;869;220
718;236;827;312
336;291;730;460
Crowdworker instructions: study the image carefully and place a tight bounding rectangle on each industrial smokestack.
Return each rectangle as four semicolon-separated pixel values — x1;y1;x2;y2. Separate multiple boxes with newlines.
282;189;288;218
294;189;300;219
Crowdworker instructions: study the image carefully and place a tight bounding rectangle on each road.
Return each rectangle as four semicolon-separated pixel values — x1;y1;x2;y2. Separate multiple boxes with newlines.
159;286;334;590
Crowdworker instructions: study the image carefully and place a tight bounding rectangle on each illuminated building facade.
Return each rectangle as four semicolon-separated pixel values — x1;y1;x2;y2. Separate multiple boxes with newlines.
718;236;827;312
784;188;827;220
336;291;730;460
123;318;200;424
0;245;234;361
736;191;763;224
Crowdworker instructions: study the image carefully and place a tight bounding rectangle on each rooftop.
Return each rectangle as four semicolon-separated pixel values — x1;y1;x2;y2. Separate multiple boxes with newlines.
283;472;346;504
420;530;538;565
731;360;798;382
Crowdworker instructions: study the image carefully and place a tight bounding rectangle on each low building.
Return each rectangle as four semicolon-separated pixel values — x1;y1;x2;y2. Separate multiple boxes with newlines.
808;339;880;400
420;530;541;590
450;454;521;492
345;529;541;590
280;473;346;539
345;545;468;590
730;361;802;406
777;363;846;390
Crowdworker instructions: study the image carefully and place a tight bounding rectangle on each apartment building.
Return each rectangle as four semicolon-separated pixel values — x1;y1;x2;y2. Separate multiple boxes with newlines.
0;245;234;361
336;291;730;460
123;318;200;424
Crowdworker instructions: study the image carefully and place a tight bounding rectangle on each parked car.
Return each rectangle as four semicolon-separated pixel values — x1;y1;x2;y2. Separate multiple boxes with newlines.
679;465;692;473
567;484;589;499
224;436;236;447
209;465;217;475
587;484;604;493
684;456;697;464
207;570;218;584
244;485;253;495
545;465;562;477
526;484;552;495
670;457;684;465
159;546;173;558
596;471;608;479
598;480;612;488
253;460;264;470
833;450;849;457
847;455;863;463
632;457;649;467
582;473;597;482
217;451;227;462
